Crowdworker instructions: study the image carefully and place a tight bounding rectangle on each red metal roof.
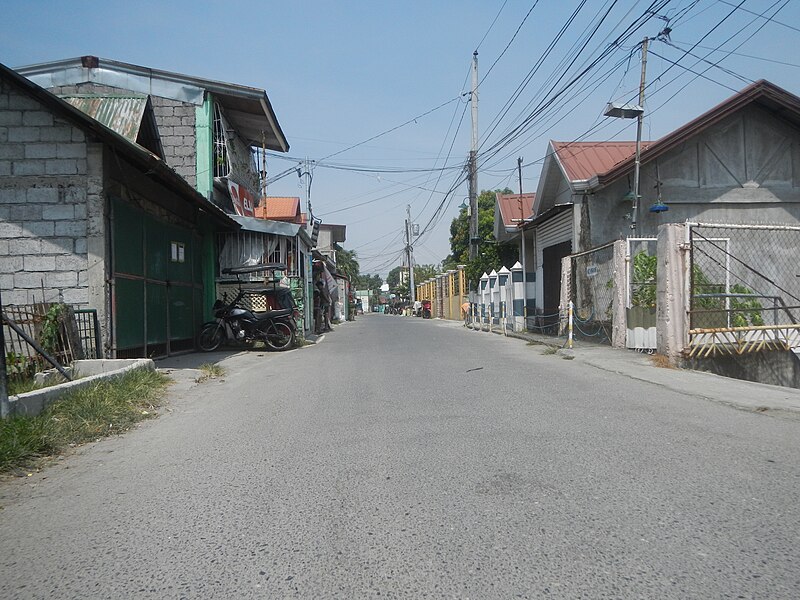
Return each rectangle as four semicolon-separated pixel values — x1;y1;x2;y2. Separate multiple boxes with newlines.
496;193;535;228
552;141;648;182
255;196;302;223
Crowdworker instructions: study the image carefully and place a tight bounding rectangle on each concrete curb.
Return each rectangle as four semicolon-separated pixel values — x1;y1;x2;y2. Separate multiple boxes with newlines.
6;359;155;418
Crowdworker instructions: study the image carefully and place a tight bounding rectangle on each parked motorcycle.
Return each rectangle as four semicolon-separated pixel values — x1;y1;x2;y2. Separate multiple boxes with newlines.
197;264;298;352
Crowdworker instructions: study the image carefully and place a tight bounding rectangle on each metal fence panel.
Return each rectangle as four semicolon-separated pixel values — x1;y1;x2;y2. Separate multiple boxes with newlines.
570;242;615;344
688;223;800;356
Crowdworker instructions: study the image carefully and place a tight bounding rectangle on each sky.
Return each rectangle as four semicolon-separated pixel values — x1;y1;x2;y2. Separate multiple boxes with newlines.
3;1;799;276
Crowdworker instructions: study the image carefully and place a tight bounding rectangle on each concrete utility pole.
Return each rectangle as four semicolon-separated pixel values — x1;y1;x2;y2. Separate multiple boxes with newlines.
406;205;416;304
468;50;479;260
631;37;649;234
517;157;528;326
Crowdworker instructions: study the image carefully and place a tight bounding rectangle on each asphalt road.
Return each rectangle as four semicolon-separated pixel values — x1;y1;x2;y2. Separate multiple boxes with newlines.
1;314;799;599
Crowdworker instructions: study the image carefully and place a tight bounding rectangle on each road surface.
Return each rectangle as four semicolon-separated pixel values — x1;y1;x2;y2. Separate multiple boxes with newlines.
1;314;798;598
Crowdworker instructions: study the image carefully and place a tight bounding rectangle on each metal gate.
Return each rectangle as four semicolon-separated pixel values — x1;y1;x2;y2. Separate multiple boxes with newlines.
569;241;615;344
688;223;800;357
112;198;204;358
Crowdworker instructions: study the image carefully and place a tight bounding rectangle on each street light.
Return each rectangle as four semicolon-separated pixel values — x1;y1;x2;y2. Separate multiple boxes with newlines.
604;102;645;233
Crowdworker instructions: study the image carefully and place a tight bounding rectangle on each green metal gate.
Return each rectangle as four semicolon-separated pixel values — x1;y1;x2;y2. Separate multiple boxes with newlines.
112;198;203;358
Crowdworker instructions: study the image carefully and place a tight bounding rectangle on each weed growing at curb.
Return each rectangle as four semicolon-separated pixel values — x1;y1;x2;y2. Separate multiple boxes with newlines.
197;363;226;382
0;369;170;474
541;346;559;355
650;354;676;369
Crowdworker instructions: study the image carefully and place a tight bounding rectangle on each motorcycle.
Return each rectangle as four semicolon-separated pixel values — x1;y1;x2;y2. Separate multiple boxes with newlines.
197;264;298;352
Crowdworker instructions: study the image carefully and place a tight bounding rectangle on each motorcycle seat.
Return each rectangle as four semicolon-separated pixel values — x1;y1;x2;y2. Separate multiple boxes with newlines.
253;307;293;321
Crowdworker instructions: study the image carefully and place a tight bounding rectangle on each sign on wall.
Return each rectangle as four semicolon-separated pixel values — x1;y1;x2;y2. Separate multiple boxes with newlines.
228;181;255;217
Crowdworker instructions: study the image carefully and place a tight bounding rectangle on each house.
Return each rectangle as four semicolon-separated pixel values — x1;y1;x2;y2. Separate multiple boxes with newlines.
509;80;800;322
315;223;347;265
0;61;238;358
16;55;294;321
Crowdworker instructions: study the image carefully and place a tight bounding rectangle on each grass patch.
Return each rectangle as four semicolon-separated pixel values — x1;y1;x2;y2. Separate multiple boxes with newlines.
7;377;39;396
649;353;676;369
0;368;170;473
197;363;226;382
526;340;544;346
541;346;559;355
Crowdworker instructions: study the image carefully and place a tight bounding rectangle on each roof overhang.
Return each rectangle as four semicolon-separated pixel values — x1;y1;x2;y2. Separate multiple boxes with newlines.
1;61;237;230
16;55;289;151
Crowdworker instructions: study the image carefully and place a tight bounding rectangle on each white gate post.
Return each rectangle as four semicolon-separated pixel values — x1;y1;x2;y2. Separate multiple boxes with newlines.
480;272;489;330
489;270;499;331
510;261;524;331
498;266;511;333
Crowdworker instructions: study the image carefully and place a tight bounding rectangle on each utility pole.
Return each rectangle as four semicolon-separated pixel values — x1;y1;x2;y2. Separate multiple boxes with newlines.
517;157;528;328
631;37;649;234
468;50;479;260
406;205;416;304
0;288;8;418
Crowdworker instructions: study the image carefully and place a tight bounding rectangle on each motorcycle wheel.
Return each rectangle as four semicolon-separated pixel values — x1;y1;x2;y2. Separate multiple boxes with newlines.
198;322;225;352
264;321;294;351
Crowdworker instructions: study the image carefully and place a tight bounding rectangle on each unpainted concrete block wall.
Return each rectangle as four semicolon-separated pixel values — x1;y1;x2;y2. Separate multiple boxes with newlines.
0;79;93;306
49;83;197;188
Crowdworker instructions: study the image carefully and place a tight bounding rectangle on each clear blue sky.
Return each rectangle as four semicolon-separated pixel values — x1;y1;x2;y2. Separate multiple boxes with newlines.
3;1;799;276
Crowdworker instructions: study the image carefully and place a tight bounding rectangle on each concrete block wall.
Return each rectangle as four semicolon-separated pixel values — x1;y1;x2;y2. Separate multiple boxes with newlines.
150;96;197;188
48;83;198;188
0;78;92;307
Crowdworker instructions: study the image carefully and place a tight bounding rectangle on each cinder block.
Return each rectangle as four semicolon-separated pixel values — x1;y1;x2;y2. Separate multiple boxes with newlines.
27;187;59;203
7;126;40;142
64;186;87;203
0;273;13;289
55;220;86;237
0;93;8;110
73;203;87;220
57;143;87;159
45;159;78;175
40;126;73;142
24;255;56;271
23;221;55;237
72;130;86;143
41;237;74;255
0;111;22;126
12;159;46;176
2;256;23;272
55;255;87;271
9;204;42;221
7;94;41;111
0;239;9;255
62;287;88;305
9;238;40;255
48;271;78;287
174;126;194;137
42;205;75;220
0;222;23;238
3;289;30;305
25;143;58;159
22;111;54;127
14;271;49;289
74;238;87;254
0;161;10;176
0;127;7;143
0;144;25;159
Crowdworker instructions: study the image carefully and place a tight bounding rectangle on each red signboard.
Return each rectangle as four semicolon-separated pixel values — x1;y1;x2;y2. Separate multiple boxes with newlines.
228;181;255;217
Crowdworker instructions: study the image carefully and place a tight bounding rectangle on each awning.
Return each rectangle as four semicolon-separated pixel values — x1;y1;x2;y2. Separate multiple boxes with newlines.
231;215;312;246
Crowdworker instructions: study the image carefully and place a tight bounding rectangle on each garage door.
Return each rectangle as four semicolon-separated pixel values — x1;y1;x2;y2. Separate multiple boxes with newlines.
112;198;203;358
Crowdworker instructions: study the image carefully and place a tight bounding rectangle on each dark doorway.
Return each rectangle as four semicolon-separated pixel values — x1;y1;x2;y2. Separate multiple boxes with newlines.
541;240;572;322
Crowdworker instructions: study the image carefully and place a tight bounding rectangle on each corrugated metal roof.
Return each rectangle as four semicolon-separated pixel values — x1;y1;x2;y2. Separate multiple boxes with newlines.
496;193;535;228
552;141;649;182
18;55;289;152
255;196;301;222
60;95;147;143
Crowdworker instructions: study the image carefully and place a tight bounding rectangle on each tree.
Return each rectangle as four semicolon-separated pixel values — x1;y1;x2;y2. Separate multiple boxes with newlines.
334;245;359;281
444;189;518;288
354;273;383;290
